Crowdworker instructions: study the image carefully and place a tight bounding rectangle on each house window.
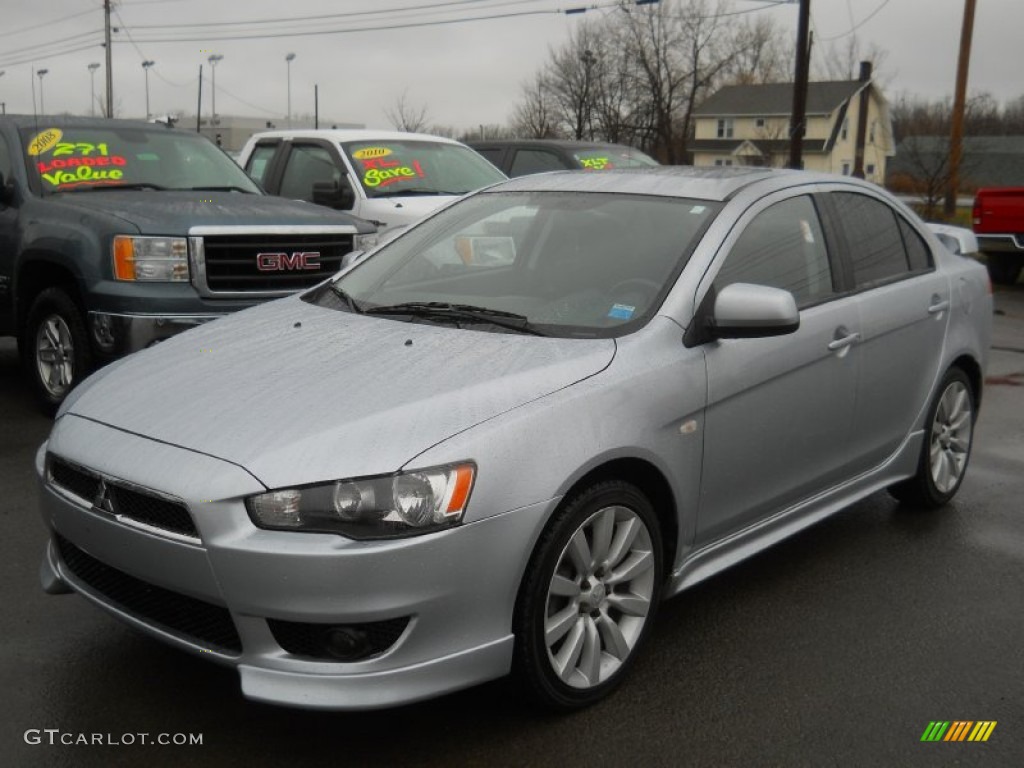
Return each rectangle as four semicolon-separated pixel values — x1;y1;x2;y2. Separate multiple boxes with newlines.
866;163;876;177
755;118;766;128
717;119;734;139
869;122;876;144
842;162;851;176
714;159;734;167
840;118;849;141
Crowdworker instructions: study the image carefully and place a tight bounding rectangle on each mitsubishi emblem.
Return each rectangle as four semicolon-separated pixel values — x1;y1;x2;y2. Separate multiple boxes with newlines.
93;481;115;515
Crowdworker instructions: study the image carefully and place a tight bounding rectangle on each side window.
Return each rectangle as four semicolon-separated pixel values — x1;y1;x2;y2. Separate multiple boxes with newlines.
278;144;341;202
244;143;277;185
509;149;565;177
898;218;932;272
831;192;911;287
714;196;834;308
0;133;13;181
474;148;504;168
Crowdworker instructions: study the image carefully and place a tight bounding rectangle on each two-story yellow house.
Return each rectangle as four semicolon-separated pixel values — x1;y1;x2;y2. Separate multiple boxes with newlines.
691;64;894;183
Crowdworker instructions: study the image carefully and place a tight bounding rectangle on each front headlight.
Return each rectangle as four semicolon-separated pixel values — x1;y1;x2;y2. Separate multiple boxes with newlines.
113;235;189;281
246;463;475;539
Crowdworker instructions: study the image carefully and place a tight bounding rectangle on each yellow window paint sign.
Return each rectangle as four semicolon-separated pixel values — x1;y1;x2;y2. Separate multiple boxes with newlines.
579;156;611;170
27;128;63;156
352;147;393;161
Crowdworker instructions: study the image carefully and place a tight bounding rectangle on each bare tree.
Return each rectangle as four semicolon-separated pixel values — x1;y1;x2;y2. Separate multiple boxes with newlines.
723;15;790;86
543;21;605;140
511;74;559;138
385;89;430;133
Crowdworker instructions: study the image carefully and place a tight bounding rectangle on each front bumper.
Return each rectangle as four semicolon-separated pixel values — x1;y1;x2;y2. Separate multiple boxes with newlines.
37;416;551;710
89;311;222;355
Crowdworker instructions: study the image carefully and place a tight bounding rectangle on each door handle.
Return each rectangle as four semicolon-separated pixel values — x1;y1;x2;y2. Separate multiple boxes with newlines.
928;297;951;314
828;330;861;351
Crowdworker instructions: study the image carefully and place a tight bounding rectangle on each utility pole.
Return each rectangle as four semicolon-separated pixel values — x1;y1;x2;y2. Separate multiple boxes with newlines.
142;61;154;119
788;0;811;170
104;0;113;117
945;0;977;218
88;63;100;116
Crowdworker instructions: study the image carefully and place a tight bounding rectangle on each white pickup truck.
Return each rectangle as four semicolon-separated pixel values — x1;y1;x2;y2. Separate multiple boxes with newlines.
238;129;506;245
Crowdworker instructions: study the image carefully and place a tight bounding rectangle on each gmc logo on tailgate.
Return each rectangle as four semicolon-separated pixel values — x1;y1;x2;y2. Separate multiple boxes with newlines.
256;252;321;271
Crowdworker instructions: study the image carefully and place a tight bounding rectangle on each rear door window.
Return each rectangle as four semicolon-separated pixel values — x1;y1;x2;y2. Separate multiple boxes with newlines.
831;192;915;287
244;142;279;185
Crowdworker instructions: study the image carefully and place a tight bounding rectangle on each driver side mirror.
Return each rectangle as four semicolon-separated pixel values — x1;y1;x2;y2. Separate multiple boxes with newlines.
312;178;356;211
711;283;800;339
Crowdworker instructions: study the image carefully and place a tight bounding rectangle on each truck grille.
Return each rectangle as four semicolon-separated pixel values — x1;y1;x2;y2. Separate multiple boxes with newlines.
55;534;242;654
200;233;354;293
48;455;199;540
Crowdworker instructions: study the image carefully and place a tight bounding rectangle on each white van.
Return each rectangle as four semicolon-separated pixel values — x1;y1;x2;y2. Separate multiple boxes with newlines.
238;129;506;246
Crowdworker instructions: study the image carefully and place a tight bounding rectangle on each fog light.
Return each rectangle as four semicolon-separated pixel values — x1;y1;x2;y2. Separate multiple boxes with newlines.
324;627;371;661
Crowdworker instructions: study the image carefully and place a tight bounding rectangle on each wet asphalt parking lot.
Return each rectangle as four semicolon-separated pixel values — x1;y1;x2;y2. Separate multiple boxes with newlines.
1;286;1022;768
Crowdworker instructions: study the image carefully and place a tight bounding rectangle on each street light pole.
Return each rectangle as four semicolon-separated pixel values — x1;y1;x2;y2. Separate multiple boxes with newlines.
88;63;100;116
207;54;223;127
285;53;296;128
0;71;5;116
142;60;155;119
37;69;49;114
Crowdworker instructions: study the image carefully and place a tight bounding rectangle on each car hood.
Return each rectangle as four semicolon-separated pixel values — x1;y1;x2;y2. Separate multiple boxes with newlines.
64;295;615;489
359;195;458;231
48;190;370;234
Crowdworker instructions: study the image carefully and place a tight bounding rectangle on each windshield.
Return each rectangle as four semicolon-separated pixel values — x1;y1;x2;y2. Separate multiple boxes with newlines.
573;147;660;171
342;140;505;198
326;191;719;338
21;124;261;195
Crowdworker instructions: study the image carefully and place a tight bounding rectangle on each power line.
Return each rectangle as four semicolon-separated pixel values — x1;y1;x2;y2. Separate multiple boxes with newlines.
125;0;540;30
0;39;105;70
121;7;572;43
0;6;97;40
817;0;892;42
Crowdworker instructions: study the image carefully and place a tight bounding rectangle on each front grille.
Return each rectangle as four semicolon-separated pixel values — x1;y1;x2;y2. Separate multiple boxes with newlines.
201;233;355;293
267;617;409;661
48;456;198;539
49;459;101;502
55;534;242;653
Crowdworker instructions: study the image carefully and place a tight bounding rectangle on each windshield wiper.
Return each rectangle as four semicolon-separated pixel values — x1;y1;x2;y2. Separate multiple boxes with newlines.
374;187;462;198
330;284;364;314
363;301;546;336
188;185;255;193
60;182;167;193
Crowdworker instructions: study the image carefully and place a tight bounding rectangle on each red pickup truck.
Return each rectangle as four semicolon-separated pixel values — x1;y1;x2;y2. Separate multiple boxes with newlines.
973;187;1024;285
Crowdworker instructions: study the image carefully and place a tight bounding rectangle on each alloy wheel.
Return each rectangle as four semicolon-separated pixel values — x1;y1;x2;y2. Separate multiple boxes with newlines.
929;380;973;494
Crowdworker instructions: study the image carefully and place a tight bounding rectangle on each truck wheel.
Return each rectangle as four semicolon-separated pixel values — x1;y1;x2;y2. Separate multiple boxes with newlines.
985;253;1021;286
23;287;93;415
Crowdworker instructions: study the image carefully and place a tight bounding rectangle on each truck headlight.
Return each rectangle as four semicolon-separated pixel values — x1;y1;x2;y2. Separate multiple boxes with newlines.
246;463;475;539
113;235;189;281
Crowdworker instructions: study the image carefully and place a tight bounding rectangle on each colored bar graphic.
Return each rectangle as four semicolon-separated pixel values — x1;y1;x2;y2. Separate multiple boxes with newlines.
921;721;950;742
921;720;996;742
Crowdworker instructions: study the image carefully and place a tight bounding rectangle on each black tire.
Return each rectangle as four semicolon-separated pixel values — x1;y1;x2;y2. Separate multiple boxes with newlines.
889;367;976;508
985;253;1021;286
22;287;93;416
512;480;663;711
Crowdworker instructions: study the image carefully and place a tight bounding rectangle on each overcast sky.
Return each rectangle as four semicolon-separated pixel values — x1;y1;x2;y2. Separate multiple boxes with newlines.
1;0;1021;131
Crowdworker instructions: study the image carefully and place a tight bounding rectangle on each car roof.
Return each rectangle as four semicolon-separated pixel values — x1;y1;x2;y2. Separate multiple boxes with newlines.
247;128;465;145
484;166;877;202
2;114;172;131
469;139;641;152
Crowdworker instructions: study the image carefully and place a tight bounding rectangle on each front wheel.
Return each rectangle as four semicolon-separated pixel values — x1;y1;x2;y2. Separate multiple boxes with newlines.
889;367;976;508
513;481;663;710
23;287;93;416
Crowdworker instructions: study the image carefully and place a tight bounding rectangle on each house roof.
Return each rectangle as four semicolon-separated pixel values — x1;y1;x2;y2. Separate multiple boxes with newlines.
888;135;1024;187
689;138;828;154
694;80;868;117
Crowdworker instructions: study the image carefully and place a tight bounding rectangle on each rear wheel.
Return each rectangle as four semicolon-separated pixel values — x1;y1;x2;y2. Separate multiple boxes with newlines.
513;481;663;710
889;367;975;508
23;287;93;416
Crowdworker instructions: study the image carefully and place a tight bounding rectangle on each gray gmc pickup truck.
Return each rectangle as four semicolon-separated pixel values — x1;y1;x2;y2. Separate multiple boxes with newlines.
0;116;373;412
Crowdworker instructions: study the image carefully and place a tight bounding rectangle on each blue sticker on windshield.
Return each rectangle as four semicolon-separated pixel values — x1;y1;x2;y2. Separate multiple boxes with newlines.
608;303;635;320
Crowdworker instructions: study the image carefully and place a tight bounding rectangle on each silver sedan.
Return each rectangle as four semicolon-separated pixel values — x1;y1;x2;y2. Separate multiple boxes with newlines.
37;167;992;710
